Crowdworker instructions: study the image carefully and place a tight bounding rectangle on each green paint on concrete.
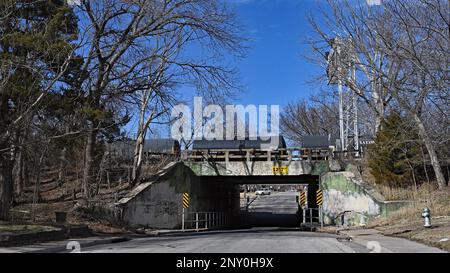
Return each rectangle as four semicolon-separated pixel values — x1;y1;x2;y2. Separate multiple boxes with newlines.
380;201;414;218
311;161;329;176
321;171;417;225
321;173;366;195
186;163;202;176
165;163;198;195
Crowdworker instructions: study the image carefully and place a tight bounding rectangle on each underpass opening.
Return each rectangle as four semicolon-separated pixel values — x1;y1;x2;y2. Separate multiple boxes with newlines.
198;175;320;228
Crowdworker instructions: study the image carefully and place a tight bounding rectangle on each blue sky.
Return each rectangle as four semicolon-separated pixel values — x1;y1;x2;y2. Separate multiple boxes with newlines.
225;0;326;106
149;0;332;138
136;0;380;137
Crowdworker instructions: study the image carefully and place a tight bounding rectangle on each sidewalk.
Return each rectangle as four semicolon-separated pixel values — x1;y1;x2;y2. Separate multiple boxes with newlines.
0;236;130;253
337;228;446;253
0;227;227;253
0;228;222;253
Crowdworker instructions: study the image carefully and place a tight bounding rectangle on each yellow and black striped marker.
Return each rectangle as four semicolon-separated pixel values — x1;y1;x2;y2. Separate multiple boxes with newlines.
316;189;323;207
299;191;306;208
182;193;189;209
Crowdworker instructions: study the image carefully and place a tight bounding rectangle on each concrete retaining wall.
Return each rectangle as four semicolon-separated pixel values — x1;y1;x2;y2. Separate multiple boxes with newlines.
117;160;412;228
0;225;91;247
118;163;239;229
321;171;413;226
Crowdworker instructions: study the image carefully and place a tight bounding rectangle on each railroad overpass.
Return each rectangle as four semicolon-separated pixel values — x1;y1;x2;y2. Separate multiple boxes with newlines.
117;149;409;229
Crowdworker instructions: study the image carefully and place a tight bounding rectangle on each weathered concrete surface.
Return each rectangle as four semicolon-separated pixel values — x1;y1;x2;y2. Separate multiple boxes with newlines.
118;162;239;229
0;236;130;253
184;161;329;176
321;171;413;226
328;159;344;172
338;229;446;253
80;228;445;253
117;160;408;229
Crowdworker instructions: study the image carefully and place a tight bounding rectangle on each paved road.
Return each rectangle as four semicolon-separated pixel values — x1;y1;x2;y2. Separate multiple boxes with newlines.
3;191;444;253
78;228;445;253
81;229;367;253
245;191;300;227
75;191;444;253
248;192;298;213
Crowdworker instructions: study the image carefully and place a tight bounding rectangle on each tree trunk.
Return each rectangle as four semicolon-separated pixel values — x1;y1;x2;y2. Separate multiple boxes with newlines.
412;114;446;189
82;126;96;198
0;155;14;220
421;146;431;185
132;101;147;183
371;68;385;133
132;134;145;184
57;147;67;186
14;149;23;195
32;149;46;222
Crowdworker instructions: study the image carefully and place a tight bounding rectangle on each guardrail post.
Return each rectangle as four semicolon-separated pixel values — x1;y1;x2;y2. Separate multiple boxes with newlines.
302;208;306;225
182;208;185;231
320;207;324;228
195;212;199;231
225;151;229;163
205;213;208;229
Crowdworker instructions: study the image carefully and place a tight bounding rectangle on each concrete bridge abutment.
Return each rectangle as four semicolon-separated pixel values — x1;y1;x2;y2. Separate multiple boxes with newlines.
114;160;409;229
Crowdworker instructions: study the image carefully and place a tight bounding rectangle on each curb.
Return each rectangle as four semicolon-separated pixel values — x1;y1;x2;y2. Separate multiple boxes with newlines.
143;228;216;237
28;237;131;253
0;225;92;247
145;227;315;237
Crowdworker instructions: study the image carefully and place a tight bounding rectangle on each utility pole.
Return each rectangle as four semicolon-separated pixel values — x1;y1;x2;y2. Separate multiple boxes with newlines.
352;66;360;156
338;78;345;152
326;37;360;155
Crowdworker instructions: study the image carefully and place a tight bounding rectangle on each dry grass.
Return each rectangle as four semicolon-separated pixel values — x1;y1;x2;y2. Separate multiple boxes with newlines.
369;186;450;251
374;183;442;201
0;224;59;234
8;200;130;235
371;185;450;225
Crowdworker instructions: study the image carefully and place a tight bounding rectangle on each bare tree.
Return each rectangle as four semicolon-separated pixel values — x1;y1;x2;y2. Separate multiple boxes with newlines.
370;0;449;189
72;0;245;195
308;0;448;189
307;0;394;133
128;2;244;182
281;92;339;145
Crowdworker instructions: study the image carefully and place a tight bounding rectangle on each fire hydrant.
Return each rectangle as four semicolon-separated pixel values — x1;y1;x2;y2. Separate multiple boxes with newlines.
422;208;431;228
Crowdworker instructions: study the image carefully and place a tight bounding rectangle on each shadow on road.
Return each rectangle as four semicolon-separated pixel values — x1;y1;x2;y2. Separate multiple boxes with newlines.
245;212;300;227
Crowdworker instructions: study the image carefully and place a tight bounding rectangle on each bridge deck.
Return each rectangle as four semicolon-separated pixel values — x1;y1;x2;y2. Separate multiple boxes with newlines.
182;148;331;162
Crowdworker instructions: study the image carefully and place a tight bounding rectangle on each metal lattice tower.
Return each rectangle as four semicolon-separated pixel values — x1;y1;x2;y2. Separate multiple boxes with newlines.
326;37;360;153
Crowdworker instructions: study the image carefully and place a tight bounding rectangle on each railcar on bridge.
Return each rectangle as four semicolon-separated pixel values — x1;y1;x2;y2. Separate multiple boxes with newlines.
183;135;332;162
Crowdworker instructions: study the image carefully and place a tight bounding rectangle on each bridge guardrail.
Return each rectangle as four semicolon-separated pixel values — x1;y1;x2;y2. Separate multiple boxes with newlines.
302;208;324;230
182;148;332;162
181;211;230;231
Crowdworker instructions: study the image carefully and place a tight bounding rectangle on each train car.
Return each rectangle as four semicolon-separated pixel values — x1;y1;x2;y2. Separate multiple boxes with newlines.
188;136;287;162
106;138;180;161
301;135;331;149
144;139;180;156
192;136;287;151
